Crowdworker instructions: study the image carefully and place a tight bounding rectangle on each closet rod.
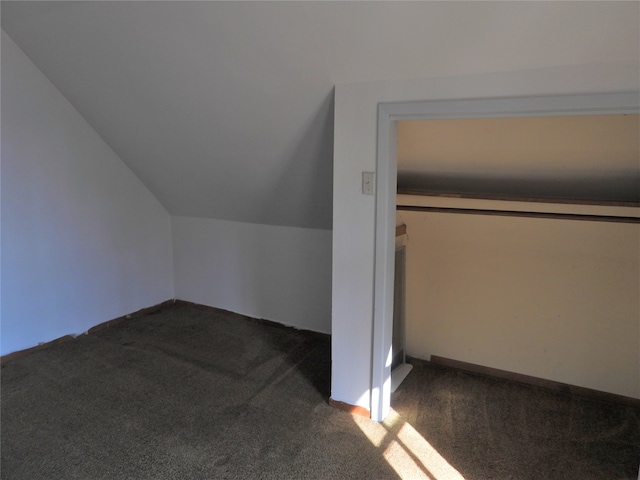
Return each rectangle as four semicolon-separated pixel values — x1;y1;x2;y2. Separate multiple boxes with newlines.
396;205;640;224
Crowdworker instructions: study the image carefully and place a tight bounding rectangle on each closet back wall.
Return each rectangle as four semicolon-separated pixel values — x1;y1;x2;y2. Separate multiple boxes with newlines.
398;205;639;399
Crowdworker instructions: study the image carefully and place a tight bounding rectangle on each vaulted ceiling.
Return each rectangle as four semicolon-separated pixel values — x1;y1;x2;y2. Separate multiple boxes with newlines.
2;1;638;228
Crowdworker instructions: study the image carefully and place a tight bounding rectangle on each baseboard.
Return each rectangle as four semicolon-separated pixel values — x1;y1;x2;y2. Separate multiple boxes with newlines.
88;299;176;334
0;299;175;363
174;300;331;341
328;398;371;418
0;335;79;363
430;355;640;408
1;299;330;363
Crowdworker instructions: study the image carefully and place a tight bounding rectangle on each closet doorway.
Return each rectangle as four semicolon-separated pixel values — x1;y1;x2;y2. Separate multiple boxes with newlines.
371;93;639;422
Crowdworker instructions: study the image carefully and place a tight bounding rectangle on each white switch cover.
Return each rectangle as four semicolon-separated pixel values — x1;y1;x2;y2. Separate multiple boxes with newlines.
362;172;375;195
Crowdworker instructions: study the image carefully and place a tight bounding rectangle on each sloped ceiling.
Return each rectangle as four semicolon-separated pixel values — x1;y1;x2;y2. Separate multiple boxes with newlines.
398;114;640;203
2;1;639;228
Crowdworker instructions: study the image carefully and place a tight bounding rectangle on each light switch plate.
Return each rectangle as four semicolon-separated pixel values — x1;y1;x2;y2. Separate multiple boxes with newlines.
362;172;375;195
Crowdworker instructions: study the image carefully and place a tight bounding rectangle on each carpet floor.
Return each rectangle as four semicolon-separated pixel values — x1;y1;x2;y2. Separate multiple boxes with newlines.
2;304;638;479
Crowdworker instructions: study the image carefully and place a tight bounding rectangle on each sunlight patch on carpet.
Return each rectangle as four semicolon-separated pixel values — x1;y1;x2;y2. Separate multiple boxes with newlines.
354;408;466;480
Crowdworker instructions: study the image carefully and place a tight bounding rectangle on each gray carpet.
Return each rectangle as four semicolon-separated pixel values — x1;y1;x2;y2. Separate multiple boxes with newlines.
2;304;638;479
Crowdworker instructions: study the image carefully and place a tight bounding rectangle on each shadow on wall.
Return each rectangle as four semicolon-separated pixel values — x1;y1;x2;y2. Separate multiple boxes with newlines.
260;88;334;229
397;170;640;203
170;87;334;333
228;88;334;331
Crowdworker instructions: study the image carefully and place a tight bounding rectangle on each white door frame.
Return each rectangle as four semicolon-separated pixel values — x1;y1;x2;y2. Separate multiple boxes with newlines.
371;92;639;422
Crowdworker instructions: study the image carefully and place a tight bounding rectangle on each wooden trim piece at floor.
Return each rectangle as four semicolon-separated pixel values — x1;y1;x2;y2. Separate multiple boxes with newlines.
174;300;331;342
430;355;640;408
88;299;175;334
0;335;78;363
1;299;176;363
329;398;371;418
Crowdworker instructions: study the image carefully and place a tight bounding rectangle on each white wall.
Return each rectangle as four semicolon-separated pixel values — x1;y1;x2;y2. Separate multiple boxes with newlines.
397;201;639;399
332;61;640;412
1;31;174;356
172;216;332;334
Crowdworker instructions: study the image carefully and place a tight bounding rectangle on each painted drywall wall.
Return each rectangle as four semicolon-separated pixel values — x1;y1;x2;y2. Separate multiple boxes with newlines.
396;202;640;399
1;31;174;356
172;216;332;334
332;62;640;411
